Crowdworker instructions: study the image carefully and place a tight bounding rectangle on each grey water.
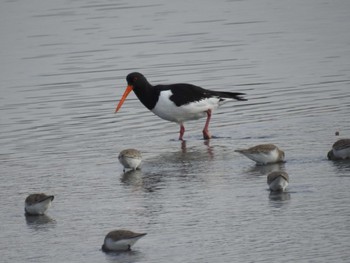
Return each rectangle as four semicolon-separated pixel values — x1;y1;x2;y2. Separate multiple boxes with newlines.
1;0;350;262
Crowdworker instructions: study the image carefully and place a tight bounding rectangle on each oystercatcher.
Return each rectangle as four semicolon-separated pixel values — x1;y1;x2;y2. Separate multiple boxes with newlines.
115;72;247;140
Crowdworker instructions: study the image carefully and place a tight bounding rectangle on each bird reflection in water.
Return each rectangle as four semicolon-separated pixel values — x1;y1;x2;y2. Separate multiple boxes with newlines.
245;162;286;177
268;191;291;208
25;214;56;230
180;139;214;159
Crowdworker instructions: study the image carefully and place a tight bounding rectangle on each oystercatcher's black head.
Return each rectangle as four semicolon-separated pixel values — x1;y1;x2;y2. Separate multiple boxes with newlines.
126;72;145;87
115;72;151;113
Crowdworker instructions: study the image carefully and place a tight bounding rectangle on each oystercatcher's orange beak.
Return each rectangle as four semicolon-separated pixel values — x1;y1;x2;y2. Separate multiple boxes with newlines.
115;85;133;113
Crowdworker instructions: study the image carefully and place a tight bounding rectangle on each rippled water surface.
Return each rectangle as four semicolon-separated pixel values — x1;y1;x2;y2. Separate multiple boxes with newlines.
1;0;350;262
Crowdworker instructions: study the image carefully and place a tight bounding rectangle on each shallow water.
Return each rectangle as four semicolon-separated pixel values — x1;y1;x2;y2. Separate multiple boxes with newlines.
1;0;350;262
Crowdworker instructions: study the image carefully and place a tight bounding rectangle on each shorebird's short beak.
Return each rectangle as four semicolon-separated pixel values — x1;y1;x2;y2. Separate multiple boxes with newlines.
115;85;133;113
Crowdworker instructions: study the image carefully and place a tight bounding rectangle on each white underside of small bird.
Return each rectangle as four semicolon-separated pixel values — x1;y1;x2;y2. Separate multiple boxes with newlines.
104;236;144;251
333;147;350;159
268;176;289;192
25;198;52;215
240;148;281;165
119;156;142;170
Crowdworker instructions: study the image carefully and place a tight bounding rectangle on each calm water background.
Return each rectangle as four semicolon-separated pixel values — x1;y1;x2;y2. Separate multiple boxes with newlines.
1;0;350;262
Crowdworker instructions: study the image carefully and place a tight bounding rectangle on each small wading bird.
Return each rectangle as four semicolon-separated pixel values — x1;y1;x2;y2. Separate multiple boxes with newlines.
115;72;247;140
25;193;54;215
327;138;350;160
101;230;147;252
267;171;289;192
118;148;142;172
235;144;285;165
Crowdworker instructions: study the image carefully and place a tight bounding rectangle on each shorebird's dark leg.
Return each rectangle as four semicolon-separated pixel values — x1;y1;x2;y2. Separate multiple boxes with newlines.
179;123;185;141
202;109;212;139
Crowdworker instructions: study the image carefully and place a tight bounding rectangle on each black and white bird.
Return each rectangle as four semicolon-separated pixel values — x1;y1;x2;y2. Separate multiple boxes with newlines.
115;72;247;140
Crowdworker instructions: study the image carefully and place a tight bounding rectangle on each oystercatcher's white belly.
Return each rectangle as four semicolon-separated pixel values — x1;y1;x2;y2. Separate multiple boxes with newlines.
151;90;221;123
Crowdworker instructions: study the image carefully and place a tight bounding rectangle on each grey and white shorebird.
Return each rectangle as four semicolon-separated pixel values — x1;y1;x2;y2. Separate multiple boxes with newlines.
118;149;142;172
327;139;350;160
267;171;289;192
25;193;54;215
235;144;285;165
102;230;147;252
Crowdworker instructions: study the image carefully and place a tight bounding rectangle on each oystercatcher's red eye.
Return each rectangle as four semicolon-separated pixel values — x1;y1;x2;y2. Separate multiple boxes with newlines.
133;77;138;81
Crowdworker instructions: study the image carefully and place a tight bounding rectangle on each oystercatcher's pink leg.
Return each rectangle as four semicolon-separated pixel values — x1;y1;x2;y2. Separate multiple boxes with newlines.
179;123;185;141
202;109;212;140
